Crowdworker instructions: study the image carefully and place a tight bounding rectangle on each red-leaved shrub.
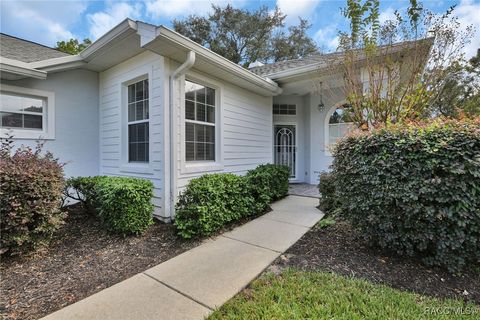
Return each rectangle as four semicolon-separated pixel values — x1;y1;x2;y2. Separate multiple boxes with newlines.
0;137;66;256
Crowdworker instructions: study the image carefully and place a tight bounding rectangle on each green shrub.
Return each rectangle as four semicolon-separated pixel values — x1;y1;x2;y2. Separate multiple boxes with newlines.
174;164;290;239
246;164;290;212
332;118;480;272
65;176;103;212
66;176;154;235
174;173;255;239
318;172;340;216
95;177;154;235
0;139;65;255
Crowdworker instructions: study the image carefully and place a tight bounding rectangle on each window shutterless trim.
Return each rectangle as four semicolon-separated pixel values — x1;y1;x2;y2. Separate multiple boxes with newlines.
0;85;55;140
126;79;149;163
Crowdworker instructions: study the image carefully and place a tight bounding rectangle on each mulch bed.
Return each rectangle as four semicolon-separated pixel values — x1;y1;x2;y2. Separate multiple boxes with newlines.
270;220;480;304
0;205;201;320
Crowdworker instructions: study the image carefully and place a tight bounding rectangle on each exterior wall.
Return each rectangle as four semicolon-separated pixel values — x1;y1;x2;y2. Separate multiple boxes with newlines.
98;51;166;217
170;63;273;201
272;95;307;183
1;69;99;177
306;87;346;184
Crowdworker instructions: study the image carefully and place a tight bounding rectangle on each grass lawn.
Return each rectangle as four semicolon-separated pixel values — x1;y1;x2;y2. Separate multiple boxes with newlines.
209;269;479;320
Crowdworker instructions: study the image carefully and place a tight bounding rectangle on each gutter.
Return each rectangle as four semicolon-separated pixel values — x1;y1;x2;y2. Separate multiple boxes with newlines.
0;57;47;80
167;51;196;219
155;26;282;96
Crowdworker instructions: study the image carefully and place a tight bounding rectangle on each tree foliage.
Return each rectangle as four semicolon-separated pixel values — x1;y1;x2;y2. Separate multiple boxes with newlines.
336;0;475;128
56;38;92;54
173;5;318;67
430;50;480;117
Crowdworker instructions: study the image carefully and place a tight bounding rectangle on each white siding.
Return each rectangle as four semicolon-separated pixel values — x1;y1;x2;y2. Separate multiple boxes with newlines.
1;69;99;177
99;51;166;217
171;65;273;198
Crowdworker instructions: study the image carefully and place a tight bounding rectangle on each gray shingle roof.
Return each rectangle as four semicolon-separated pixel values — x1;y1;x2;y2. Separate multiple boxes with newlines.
249;51;344;77
250;38;434;78
0;33;70;63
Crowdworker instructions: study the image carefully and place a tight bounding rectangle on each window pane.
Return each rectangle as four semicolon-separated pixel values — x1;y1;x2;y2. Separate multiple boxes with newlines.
1;93;43;113
196;142;206;160
144;100;149;119
207;106;215;123
185;81;197;101
137;143;146;162
128;123;149;162
24;114;42;129
196;103;206;122
186;122;194;142
205;125;215;143
136;101;144;121
186;142;195;161
143;80;149;99
128;103;135;122
195;124;205;142
129;143;137;162
136;81;144;101
206;87;215;105
185;100;195;120
1;112;22;127
205;143;215;161
128;84;135;103
196;86;206;104
129;123;138;142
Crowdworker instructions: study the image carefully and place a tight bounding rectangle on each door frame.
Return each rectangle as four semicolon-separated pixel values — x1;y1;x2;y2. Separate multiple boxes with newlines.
273;122;298;180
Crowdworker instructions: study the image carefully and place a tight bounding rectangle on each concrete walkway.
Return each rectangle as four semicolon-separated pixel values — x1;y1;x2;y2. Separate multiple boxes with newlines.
42;196;323;320
288;183;320;198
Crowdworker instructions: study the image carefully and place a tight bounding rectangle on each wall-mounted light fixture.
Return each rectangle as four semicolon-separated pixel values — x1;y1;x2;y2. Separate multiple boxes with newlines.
317;81;325;112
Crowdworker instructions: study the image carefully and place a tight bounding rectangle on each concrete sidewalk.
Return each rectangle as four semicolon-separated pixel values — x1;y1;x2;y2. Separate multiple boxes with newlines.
42;196;323;320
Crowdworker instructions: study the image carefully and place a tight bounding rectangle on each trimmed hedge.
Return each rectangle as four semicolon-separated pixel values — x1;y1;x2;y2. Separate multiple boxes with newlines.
175;164;290;239
332;118;480;272
174;174;255;238
318;172;340;216
1;140;65;256
246;164;290;213
66;176;154;235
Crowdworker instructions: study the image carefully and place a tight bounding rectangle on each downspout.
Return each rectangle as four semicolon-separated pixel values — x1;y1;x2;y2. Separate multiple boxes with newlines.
168;51;195;219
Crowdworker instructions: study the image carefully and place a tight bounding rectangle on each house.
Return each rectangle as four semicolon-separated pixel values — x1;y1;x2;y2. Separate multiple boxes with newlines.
0;19;432;221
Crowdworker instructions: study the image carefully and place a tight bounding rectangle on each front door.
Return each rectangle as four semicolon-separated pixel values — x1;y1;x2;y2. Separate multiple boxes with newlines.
274;125;296;179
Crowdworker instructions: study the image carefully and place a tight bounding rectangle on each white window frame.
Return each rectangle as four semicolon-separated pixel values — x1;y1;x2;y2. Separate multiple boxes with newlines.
0;84;55;140
126;78;149;164
180;72;223;174
119;72;153;175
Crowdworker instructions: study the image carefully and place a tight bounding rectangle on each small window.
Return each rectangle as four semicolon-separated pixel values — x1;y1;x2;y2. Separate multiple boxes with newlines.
1;93;44;130
185;80;215;161
273;104;296;115
127;79;149;163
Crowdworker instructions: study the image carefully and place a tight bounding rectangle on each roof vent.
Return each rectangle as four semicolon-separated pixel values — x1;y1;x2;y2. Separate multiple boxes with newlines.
248;61;264;69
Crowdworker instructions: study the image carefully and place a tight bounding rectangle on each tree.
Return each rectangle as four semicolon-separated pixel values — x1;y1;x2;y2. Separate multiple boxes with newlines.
56;38;92;54
430;50;480;117
173;5;318;67
335;0;474;128
270;18;318;62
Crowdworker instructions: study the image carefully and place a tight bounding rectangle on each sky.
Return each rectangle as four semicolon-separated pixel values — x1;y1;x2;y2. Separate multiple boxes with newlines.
1;0;479;58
